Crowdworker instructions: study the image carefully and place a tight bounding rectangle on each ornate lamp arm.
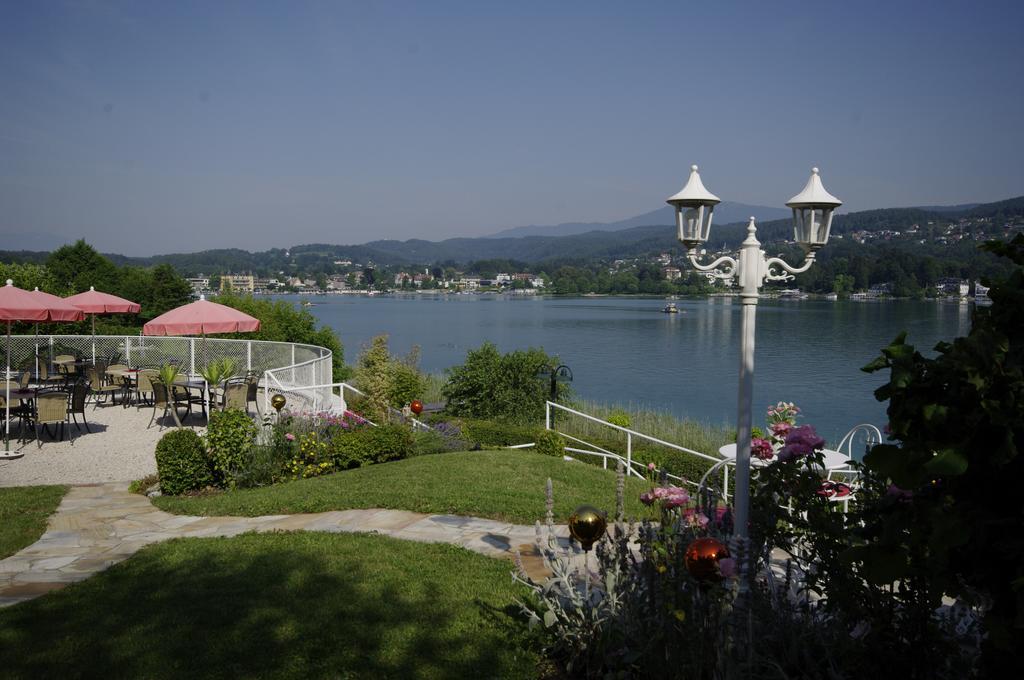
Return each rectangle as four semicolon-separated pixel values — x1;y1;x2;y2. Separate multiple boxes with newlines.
764;252;816;282
686;251;738;280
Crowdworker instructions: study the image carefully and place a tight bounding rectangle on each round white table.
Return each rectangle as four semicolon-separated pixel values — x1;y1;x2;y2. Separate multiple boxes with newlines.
717;443;852;470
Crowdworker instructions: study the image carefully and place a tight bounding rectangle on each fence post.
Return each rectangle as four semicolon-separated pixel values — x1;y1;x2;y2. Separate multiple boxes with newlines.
126;336;132;367
626;432;633;476
545;402;551;431
247;341;252;371
290;345;296;383
723;465;729;501
189;338;196;376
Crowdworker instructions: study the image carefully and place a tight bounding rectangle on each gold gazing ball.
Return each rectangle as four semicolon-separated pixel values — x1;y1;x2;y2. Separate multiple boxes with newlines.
568;504;608;551
271;394;287;412
684;537;730;581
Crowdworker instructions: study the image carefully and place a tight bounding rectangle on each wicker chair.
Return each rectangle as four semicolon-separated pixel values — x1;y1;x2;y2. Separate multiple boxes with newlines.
244;373;262;416
220;381;249;412
135;369;158;407
35;356;64;387
29;390;72;447
148;380;185;430
67;379;91;432
86;365;122;408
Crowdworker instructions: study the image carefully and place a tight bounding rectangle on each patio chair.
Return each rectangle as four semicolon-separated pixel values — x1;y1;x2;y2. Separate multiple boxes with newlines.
135;369;158;407
27;390;73;447
148;380;186;430
219;381;249;413
244;372;262;416
67;378;92;433
35;357;65;387
18;371;30;390
86;365;122;408
836;423;883;458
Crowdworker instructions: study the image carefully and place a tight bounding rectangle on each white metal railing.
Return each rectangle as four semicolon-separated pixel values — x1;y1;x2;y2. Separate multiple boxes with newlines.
545;401;730;499
262;380;431;431
7;332;333;415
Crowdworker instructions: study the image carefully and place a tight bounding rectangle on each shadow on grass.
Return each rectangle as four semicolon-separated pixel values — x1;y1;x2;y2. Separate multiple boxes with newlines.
0;532;536;679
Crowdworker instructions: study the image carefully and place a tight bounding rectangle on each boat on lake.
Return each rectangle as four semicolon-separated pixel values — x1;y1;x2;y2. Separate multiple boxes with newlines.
662;303;680;314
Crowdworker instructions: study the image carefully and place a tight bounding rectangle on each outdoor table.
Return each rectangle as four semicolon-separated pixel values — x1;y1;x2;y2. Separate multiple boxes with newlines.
172;378;208;420
717;443;852;470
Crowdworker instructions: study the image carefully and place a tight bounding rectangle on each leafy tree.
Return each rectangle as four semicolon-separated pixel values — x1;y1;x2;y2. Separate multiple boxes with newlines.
442;342;567;423
46;240;118;294
353;334;425;420
216;291;348;381
858;234;1024;672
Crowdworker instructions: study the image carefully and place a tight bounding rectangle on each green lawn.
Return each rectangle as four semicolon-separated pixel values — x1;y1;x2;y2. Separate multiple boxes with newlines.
0;485;67;559
0;532;538;679
154;450;653;523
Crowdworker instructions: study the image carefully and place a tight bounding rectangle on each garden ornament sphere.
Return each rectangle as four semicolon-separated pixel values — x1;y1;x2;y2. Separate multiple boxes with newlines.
684;537;730;581
410;399;423;415
271;394;287;412
568;505;608;551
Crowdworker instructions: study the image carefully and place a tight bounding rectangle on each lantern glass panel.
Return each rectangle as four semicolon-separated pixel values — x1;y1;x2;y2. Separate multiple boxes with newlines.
792;207;834;250
676;205;713;247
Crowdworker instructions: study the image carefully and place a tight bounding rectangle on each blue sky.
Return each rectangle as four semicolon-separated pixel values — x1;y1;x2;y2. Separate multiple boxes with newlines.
2;0;1022;255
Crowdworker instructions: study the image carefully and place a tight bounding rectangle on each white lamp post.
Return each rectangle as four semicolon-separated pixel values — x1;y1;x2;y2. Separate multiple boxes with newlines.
666;166;841;541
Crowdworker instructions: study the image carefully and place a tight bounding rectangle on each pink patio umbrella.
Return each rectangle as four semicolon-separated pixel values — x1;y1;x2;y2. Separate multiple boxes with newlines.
143;295;259;336
0;280;85;455
29;287;93;378
144;294;260;381
65;286;141;364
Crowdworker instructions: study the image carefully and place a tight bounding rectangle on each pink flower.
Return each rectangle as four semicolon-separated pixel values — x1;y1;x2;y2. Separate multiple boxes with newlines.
751;437;774;460
647;462;656;471
285;433;295;441
640;491;656;506
718;558;736;579
770;421;792;438
685;510;709;529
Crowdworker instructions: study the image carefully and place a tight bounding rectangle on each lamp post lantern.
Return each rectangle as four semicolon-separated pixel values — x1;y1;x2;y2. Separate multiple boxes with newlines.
666;166;841;543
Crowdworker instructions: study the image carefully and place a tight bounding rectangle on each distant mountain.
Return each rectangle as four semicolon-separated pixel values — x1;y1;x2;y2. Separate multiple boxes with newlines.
914;202;981;214
488;202;791;239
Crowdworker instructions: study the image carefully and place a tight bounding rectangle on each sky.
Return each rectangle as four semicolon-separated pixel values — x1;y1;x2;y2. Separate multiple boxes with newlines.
1;0;1022;256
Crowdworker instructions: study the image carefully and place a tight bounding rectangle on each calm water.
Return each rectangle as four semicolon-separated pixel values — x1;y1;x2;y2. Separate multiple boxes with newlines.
284;294;972;444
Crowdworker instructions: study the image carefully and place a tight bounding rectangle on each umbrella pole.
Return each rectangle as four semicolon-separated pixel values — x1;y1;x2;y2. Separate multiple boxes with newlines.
91;315;96;365
34;323;39;381
5;321;9;452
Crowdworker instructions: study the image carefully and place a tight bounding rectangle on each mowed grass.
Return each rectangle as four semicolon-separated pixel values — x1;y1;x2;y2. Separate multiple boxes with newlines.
0;532;538;679
0;485;67;559
154;450;652;523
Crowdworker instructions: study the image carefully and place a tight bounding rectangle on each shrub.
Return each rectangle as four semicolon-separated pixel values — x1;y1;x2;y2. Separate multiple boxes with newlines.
605;410;631;428
442;342;567;423
353;335;426;420
232;444;292;488
461;419;538;447
155;429;213;495
534;430;566;457
206;408;258;488
330;424;414;469
287;432;334;480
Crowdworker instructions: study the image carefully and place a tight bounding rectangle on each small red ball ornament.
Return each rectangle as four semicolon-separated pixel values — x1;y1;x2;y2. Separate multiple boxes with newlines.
684;537;730;581
410;400;423;415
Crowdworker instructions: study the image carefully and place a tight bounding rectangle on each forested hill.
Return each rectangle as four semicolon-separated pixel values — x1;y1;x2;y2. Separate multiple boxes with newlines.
1;195;1022;273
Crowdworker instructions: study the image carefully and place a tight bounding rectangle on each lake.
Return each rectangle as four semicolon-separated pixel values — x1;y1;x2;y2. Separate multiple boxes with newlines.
284;293;972;445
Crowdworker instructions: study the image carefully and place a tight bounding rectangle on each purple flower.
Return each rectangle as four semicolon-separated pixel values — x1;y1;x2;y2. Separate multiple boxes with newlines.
285;433;295;442
718;557;736;579
886;484;914;502
777;425;825;462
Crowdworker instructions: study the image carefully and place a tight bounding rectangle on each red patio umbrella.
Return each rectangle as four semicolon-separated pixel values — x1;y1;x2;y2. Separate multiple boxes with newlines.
65;286;141;363
0;280;85;455
29;288;91;378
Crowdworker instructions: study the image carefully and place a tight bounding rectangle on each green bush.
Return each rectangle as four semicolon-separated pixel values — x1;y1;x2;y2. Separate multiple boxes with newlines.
534;430;566;457
461;419;539;447
442;342;567;423
353;335;426;420
206;408;258;488
605;410;631;428
409;430;451;457
232;444;292;489
330;424;414;469
155;429;213;496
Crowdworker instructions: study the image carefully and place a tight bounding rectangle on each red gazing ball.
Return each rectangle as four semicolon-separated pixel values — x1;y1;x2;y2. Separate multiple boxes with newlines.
410;400;423;415
684;537;730;581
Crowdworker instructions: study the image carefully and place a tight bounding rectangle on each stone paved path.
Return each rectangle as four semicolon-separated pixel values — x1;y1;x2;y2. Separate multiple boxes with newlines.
0;483;568;608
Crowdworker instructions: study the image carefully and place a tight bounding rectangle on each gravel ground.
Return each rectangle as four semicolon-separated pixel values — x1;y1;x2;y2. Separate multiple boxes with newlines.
0;400;209;487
